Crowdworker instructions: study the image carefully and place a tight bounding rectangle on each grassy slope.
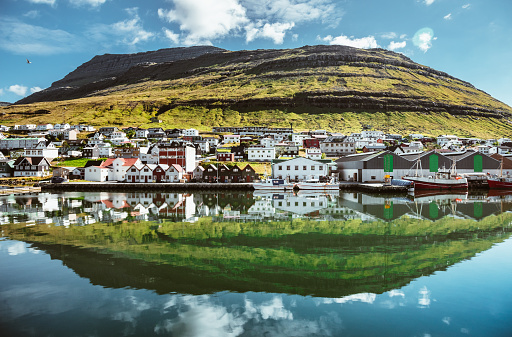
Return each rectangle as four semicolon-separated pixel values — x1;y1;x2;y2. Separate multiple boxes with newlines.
2;47;512;138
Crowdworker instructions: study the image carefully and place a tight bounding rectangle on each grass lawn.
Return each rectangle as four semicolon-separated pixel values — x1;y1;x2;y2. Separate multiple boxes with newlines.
53;158;107;167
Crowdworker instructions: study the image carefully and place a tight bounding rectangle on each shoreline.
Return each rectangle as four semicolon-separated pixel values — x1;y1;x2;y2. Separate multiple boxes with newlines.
40;182;410;194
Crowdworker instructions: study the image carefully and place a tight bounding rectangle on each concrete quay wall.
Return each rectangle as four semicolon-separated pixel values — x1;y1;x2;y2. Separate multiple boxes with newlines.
41;182;255;192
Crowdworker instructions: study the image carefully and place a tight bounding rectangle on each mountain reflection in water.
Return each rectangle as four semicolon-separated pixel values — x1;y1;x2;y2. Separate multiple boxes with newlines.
1;190;512;298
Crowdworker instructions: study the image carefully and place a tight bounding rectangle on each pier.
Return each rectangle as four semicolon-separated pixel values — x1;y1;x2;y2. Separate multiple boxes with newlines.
0;186;42;195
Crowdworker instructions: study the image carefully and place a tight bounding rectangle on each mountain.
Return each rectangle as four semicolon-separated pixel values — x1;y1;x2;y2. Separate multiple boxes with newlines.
5;45;512;137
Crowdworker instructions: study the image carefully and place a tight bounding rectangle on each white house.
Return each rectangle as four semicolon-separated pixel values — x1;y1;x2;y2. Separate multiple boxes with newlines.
437;135;459;147
320;136;355;156
165;164;184;182
247;146;276;162
195;140;210;154
306;148;322;160
108;131;130;146
36;124;53;131
98;143;113;158
272;157;330;181
183;129;199;137
477;145;491;155
498;138;512;145
291;133;310;147
204;137;219;148
84;166;109;182
361;130;384;139
106;158;141;181
87;133;105;146
260;137;280;148
54;123;71;130
223;134;240;144
0;137;46;150
24;141;59;161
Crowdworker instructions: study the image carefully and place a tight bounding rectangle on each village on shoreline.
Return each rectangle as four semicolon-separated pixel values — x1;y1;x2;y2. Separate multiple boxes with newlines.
0;123;511;189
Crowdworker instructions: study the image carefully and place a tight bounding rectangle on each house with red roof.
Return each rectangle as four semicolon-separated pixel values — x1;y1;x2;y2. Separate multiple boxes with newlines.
165;164;184;182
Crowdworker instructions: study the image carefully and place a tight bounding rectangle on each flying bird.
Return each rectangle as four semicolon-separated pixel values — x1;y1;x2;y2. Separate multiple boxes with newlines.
26;59;31;64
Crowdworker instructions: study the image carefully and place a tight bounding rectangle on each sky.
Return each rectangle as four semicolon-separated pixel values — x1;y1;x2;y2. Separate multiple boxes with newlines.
0;0;511;107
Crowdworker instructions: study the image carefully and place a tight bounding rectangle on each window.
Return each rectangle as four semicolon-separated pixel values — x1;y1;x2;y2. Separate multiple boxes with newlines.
286;166;290;170
311;166;315;170
303;166;306;170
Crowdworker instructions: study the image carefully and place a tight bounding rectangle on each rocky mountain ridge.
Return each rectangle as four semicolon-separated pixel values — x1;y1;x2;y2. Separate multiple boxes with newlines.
15;45;512;120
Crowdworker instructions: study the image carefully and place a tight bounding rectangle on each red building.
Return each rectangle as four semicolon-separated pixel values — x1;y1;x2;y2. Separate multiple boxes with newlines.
216;152;235;162
303;138;320;148
158;143;196;172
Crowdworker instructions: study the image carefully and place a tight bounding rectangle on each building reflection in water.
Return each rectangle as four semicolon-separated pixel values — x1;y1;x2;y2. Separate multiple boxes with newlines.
0;190;511;227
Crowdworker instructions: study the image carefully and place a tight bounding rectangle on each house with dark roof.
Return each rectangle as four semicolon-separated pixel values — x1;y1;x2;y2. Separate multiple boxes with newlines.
13;157;51;177
0;159;15;177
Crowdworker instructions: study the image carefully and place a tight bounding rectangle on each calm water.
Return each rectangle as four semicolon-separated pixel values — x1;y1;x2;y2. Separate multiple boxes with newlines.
1;190;512;336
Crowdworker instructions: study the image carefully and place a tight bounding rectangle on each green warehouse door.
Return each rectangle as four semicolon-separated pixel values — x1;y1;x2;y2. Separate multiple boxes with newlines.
429;155;438;172
383;154;393;172
474;155;483;172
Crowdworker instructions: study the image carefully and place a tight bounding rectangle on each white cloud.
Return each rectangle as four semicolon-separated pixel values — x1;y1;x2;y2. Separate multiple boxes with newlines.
158;0;249;46
245;21;295;44
0;89;3;96
23;10;40;19
69;0;108;7
412;27;436;52
8;85;28;96
381;32;397;39
418;286;431;307
388;290;405;298
30;87;43;93
0;18;80;55
163;28;180;45
88;8;154;46
321;34;378;49
26;0;55;5
323;293;377;304
462;4;471;9
388;41;406;51
243;0;340;27
444;13;452;20
424;0;435;5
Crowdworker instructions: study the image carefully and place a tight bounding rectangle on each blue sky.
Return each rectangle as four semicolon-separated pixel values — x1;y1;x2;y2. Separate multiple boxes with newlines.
0;0;511;108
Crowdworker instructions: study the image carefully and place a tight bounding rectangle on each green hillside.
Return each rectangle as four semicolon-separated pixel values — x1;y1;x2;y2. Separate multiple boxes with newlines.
2;45;512;138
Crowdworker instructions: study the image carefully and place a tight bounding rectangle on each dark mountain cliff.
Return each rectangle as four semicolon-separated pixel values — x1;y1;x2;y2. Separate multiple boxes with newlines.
15;45;512;120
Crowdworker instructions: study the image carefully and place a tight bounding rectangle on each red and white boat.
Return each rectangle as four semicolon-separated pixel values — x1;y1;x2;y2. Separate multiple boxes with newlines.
487;158;512;189
403;160;468;190
487;177;512;189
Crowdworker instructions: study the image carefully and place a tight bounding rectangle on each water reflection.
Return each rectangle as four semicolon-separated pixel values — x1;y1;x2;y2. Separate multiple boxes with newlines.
2;190;512;336
1;190;510;227
2;190;512;300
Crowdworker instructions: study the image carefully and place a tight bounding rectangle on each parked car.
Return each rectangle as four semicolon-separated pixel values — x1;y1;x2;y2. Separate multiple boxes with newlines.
51;177;68;183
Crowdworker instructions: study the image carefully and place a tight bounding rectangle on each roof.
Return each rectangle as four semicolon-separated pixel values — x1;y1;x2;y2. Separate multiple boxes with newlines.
272;157;333;164
101;158;139;167
171;164;184;172
335;151;386;163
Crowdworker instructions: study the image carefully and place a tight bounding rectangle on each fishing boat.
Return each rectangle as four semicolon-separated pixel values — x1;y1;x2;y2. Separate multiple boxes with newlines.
253;178;295;190
487;157;512;189
295;178;340;190
403;159;468;190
